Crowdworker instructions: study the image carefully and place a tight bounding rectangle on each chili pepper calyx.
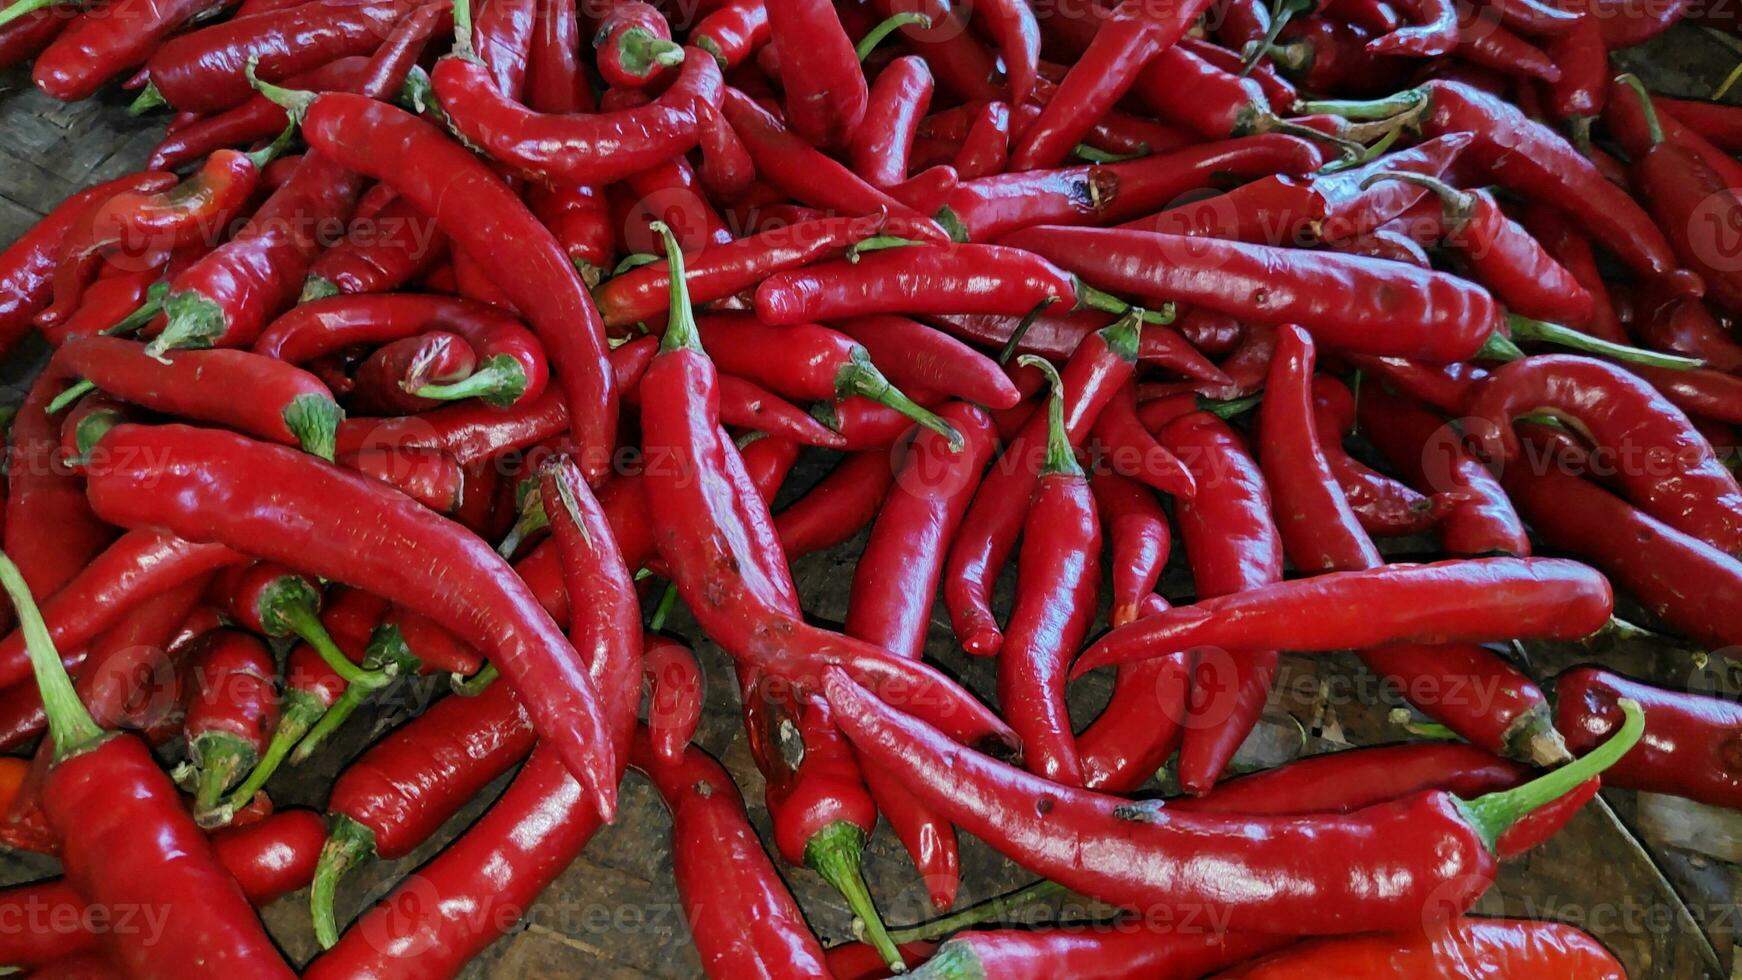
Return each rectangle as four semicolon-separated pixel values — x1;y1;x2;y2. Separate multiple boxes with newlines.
1360;170;1473;228
1018;355;1083;478
1456;697;1644;852
452;662;500;695
1076;282;1174;327
149;292;226;358
64;405;126;469
810;821;904;972
856;11;931;61
933;207;970;244
0;552;104;760
283;393;344;461
224;691;326;812
415;353;530;408
311;815;378;949
838;347;964;451
246;60;316;124
128;84;167;115
613;29;685;76
651;222;705;354
106;281;168;337
300;277;341;303
1296;87;1430;122
1099;308;1145;364
1478;332;1526;363
905;936;981;979
191;733;257;817
1503;706;1573;767
498;487;549;560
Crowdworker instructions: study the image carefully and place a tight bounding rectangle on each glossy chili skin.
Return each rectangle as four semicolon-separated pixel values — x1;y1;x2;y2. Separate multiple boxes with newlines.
0;809;324;969
1656;95;1742;152
1002;225;1499;363
631;734;832;979
303;196;449;300
1507;462;1742;650
1636;294;1742;372
1633;126;1742;315
922;928;1288;980
1404;180;1593;325
1556;667;1742;808
1466;354;1742;555
147;58;371;172
1310;376;1439;536
1217;918;1624;978
642;633;703;762
1074;557;1614;676
720;88;950;242
33;0;222;101
349;332;477;415
40;269;160;348
691;313;914;410
1090;382;1196;498
1344;355;1487;414
930;309;1227;384
824;668;1500;934
772;451;895;559
84;423;619;820
948;101;1011;180
1359;384;1530;557
765;0;866;148
1515;201;1632;346
850;55;932;187
0;530;240;690
835;315;1021;409
141;0;423;113
0;2;63;74
756;244;1076;325
183;629;280;799
297;94;618;484
693;0;769;67
53;337;342;457
335;385;567;465
945;316;1138;656
7;367;117;601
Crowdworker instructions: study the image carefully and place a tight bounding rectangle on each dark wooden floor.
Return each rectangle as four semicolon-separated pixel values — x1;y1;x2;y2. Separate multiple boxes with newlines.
2;25;1740;977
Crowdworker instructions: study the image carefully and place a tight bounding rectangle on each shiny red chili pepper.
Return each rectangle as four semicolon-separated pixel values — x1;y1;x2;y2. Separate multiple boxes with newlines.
1654;94;1742;152
930;309;1228;384
692;98;755;202
947;102;1012;180
150;57;372;171
1543;14;1606;140
1135;43;1357;152
1469;354;1742;553
334;385;572;464
348;332;477;415
32;0;226;101
301;196;449;301
39;270;161;348
593;0;679;89
1636;294;1742;372
824;666;1640;933
338;447;466;513
1472;0;1583;33
720;88;951;242
282;90;620;483
1217;917;1625;978
693;0;768;67
181;629;279;812
0;553;296;977
1310;376;1440;535
619;156;736;253
1264;18;1410;97
850;55;932;187
84;424;620;819
1075;557;1614;676
1090;382;1196;498
642;633;702;761
945;312;1140;656
764;0;866;147
0;0;62;72
772;451;896;559
1366;0;1457;54
835;314;1022;409
1514;201;1633;345
756;244;1078;326
1452;19;1560;83
1556;666;1742;809
913;927;1285;980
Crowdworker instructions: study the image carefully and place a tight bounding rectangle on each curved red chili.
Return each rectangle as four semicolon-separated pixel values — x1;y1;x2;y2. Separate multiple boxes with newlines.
182;629;279;813
146;57;371;172
1556;666;1742;809
850;55;932;187
765;0;866;147
693;0;769;68
773;450;896;559
1310;376;1441;536
348;331;477;415
1217;917;1624;977
930;309;1228;384
835;314;1022;409
301;196;449;301
642;633;703;762
1090;381;1196;498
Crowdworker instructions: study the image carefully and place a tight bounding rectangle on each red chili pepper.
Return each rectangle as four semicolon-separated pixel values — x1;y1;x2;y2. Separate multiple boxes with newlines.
1003;225;1503;364
0;0;63;72
301;196;449;301
333;384;570;464
1358;384;1530;556
1543;14;1606;141
1135;44;1359;154
1451;19;1560;82
593;0;679;89
720;88;951;241
348;331;477;415
84;425;621;820
0;553;295;977
1635;294;1742;372
1216;917;1624;977
693;97;756;202
1263;18;1410;97
771;451;896;559
834;314;1022;409
1556;666;1742;808
1367;0;1457;55
338;447;466;513
707;375;855;447
693;0;769;67
1074;557;1614;676
939;135;1325;242
39;270;161;348
1507;458;1742;651
850;55;932;187
35;0;225;102
824;666;1641;933
763;0;866;147
642;633;702;761
51;336;342;458
930;309;1229;384
1310;376;1440;535
1472;0;1583;34
945;312;1141;656
756;244;1078;326
181;629;279;812
1514;201;1633;346
1344;354;1487;413
1090;382;1197;498
1469;354;1742;553
1653;94;1742;153
280;90;620;483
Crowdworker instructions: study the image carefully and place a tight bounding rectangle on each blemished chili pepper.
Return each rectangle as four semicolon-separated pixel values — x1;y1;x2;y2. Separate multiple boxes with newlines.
1002;225;1504;364
1310;376;1440;536
1506;460;1742;651
755;244;1078;328
930;309;1229;384
83;424;621;820
772;451;896;559
1075;556;1614;676
849;55;932;187
1468;354;1742;554
911;927;1286;980
347;331;477;415
181;629;280;812
637;225;1013;746
763;0;866;148
0;552;296;977
275;90;620;484
1090;382;1197;498
1556;666;1742;809
301;196;449;301
720;88;951;242
1001;356;1102;784
309;673;535;945
1358;385;1530;556
834;315;1022;409
938;134;1325;242
136;0;422;113
824;666;1642;933
694;0;768;67
1215;917;1624;978
50;336;342;458
946;312;1141;656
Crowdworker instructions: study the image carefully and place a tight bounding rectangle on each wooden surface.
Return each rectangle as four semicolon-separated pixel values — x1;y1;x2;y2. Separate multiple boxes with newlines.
3;26;1742;979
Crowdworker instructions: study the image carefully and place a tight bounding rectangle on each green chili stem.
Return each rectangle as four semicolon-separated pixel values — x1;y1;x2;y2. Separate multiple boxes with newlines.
0;552;102;760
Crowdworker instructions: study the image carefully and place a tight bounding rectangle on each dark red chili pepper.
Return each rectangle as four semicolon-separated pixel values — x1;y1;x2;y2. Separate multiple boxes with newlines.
1343;354;1487;413
835;314;1022;409
1451;19;1559;83
850;55;932;187
1515;201;1633;346
1309;377;1440;535
1654;94;1742;153
1467;354;1742;554
1003;225;1503;363
930;309;1229;384
1074;557;1614;676
1635;294;1742;372
823;665;1641;933
301;196;449;301
278;90;620;484
594;0;679;89
337;448;466;513
693;0;768;67
1591;0;1687;46
40;270;161;348
1543;14;1606;141
31;0;225;101
181;629;279;812
948;102;1011;180
1134;43;1359;153
0;553;296;977
52;336;342;458
1263;18;1410;97
1556;666;1742;808
0;0;62;72
755;244;1077;326
945;312;1140;656
84;424;621;819
1218;918;1624;977
1366;0;1457;55
6;369;115;602
1471;0;1583;34
939;134;1325;242
721;88;951;242
1507;460;1742;651
348;331;477;415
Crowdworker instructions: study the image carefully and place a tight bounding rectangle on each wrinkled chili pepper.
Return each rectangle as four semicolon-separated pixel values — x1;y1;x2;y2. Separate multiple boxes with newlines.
348;331;477;415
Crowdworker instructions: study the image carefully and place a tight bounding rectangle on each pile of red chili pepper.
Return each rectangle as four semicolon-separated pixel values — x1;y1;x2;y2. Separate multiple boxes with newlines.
1;0;1740;971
